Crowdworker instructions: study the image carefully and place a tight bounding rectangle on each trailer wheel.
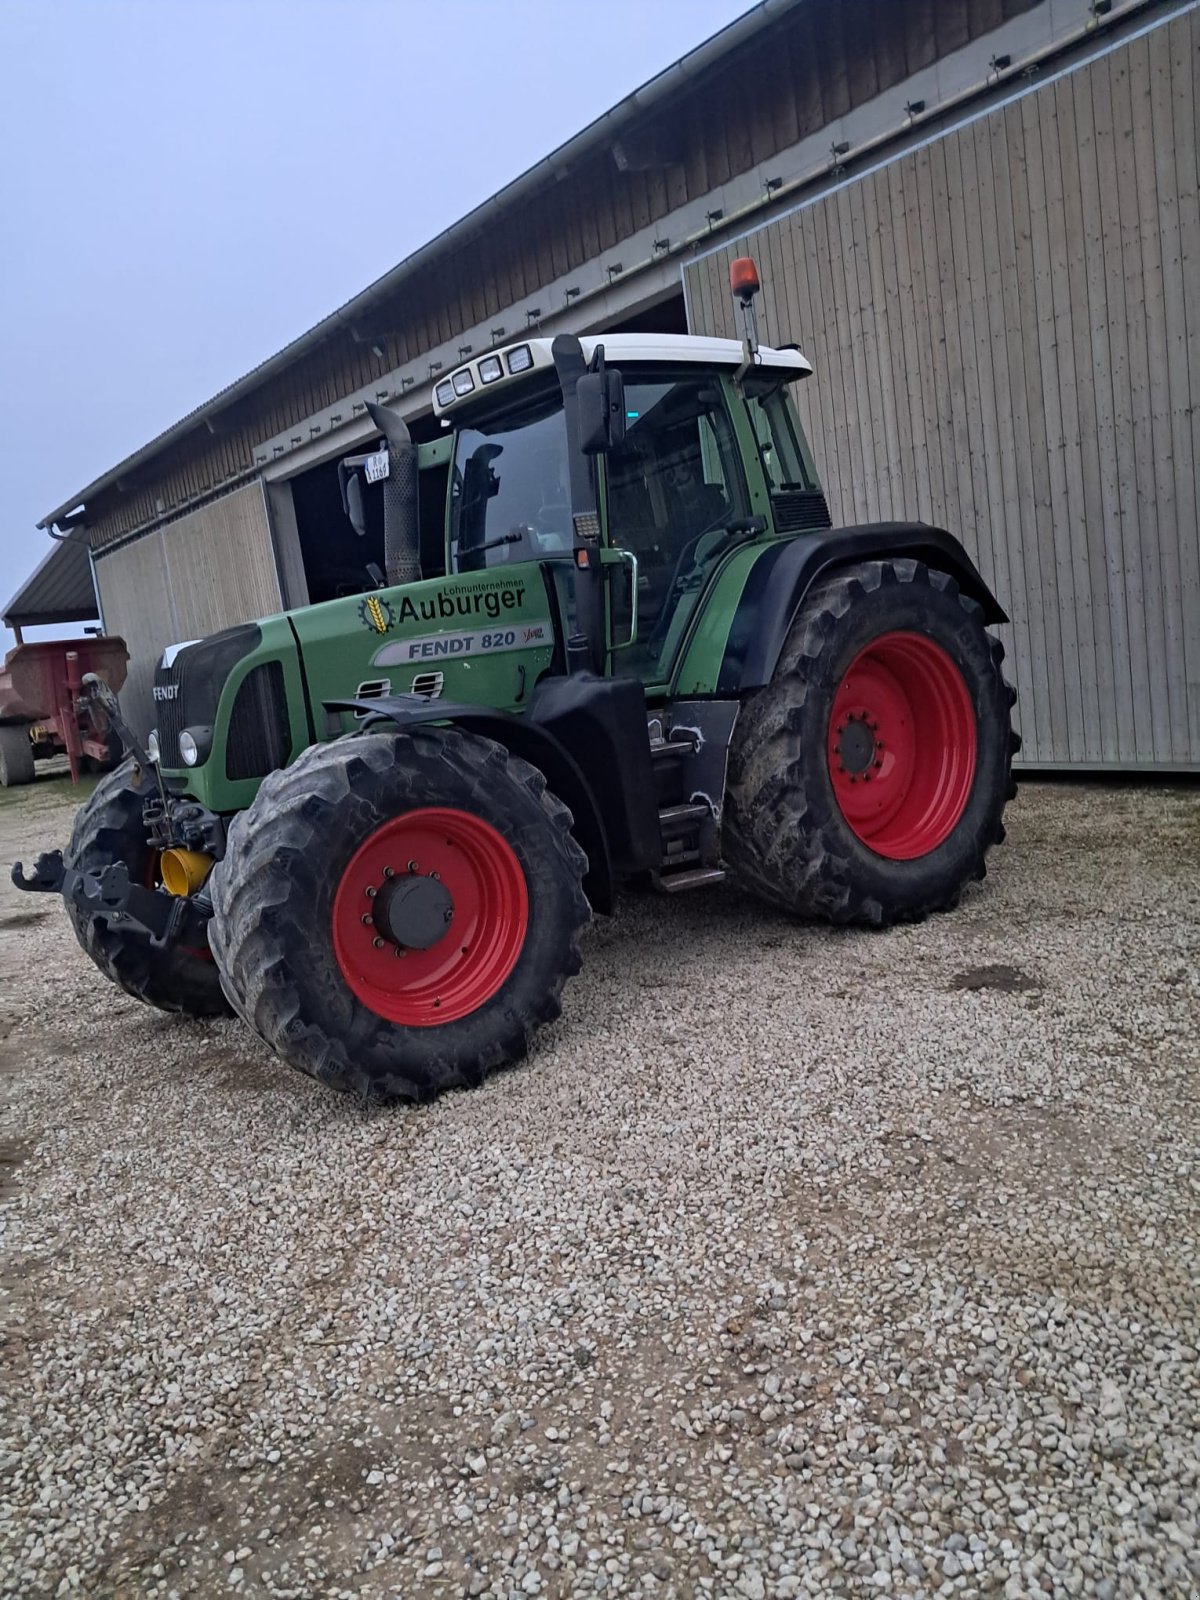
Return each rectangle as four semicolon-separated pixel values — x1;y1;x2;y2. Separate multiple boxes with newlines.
208;728;590;1101
724;558;1019;926
64;758;231;1015
0;725;35;787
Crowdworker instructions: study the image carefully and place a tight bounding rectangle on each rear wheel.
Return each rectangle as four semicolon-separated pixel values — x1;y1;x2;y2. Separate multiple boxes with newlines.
725;558;1019;925
0;725;35;787
64;758;231;1014
208;728;590;1100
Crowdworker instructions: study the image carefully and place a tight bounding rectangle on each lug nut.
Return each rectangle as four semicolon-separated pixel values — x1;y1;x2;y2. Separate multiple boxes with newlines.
444;908;454;923
360;914;372;925
408;860;419;873
383;866;395;879
365;885;377;899
372;936;384;949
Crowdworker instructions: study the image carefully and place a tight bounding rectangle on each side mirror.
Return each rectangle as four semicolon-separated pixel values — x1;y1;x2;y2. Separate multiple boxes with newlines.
344;471;367;538
577;367;627;455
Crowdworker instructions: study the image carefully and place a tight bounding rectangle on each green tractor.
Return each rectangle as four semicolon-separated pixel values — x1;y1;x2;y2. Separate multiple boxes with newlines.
13;259;1017;1100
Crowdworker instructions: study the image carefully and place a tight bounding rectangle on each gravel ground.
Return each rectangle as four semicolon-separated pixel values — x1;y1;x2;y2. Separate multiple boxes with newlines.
0;771;1197;1600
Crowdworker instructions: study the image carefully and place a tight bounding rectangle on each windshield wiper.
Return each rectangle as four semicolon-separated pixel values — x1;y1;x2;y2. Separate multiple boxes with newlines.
473;529;524;556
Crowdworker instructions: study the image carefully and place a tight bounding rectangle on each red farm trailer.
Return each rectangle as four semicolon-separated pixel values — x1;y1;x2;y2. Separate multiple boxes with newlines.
0;635;129;787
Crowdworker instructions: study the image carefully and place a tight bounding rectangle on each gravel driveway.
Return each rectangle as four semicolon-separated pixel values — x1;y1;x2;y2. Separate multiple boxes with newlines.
1;773;1197;1600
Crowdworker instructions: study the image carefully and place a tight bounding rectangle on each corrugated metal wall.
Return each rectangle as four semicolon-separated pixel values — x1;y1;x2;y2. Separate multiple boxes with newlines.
94;484;280;735
685;8;1200;768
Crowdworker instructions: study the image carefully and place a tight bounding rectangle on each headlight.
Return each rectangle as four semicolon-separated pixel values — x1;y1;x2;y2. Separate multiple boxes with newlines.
452;368;475;396
506;344;533;374
435;379;455;408
178;726;212;767
146;729;160;763
478;355;503;384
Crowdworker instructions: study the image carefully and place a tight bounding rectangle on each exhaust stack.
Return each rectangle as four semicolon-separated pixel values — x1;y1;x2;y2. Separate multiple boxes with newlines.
365;401;420;586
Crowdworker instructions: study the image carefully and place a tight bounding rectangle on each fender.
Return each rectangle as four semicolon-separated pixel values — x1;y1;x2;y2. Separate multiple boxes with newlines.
715;522;1007;695
324;694;616;913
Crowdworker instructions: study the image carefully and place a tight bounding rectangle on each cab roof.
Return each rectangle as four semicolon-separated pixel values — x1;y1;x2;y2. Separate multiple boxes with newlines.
432;333;812;417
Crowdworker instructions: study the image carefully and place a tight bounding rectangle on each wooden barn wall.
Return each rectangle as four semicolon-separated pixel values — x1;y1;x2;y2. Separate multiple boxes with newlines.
94;484;279;735
83;0;1036;551
686;9;1200;769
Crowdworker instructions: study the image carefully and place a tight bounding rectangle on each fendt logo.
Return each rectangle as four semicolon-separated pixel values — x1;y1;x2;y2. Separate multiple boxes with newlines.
153;684;179;701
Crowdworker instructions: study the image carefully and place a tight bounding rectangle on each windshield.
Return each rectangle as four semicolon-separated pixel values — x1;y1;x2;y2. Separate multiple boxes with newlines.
451;392;573;572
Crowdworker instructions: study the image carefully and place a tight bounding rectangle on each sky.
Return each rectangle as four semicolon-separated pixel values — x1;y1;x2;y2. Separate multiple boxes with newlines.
0;0;756;652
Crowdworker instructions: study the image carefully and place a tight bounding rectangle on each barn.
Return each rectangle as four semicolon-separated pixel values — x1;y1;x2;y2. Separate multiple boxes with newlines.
11;0;1199;768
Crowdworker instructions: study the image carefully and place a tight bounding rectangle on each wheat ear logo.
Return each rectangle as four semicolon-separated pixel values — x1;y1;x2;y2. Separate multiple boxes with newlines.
357;595;396;635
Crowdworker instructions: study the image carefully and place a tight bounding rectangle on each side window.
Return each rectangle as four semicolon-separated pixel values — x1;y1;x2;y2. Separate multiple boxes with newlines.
747;387;814;492
605;373;749;680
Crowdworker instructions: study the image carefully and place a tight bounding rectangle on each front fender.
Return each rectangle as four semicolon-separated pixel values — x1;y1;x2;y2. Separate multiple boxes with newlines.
713;523;1007;695
324;694;615;913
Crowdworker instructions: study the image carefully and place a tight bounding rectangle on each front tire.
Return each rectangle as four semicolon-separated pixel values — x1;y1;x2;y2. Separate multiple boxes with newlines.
64;758;231;1014
208;728;590;1100
725;558;1018;926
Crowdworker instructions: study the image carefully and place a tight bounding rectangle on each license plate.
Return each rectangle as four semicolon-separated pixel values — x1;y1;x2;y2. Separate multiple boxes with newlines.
364;449;390;484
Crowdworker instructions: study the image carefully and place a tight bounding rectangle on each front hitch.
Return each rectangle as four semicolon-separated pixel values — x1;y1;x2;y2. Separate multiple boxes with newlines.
11;851;66;893
12;850;212;947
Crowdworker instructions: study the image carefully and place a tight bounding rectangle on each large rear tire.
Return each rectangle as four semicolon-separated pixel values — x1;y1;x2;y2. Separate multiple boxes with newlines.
724;558;1018;926
208;728;590;1101
64;758;231;1014
0;725;35;787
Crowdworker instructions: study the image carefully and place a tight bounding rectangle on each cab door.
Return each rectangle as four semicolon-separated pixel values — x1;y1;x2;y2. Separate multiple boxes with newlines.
601;371;754;688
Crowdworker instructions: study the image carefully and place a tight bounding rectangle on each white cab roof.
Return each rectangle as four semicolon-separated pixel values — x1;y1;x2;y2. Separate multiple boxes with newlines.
432;333;812;416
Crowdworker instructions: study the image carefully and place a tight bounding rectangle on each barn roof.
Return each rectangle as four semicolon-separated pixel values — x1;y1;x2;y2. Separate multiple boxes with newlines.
3;536;98;628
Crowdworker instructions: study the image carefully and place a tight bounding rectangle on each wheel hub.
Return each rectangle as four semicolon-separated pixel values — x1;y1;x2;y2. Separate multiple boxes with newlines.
373;871;454;951
833;712;881;778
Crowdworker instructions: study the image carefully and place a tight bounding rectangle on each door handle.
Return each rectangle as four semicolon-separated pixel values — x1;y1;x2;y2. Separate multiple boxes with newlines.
611;549;639;652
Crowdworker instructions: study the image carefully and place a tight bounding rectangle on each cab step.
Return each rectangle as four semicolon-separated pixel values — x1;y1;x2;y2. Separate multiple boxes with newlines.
653;866;727;893
657;801;712;835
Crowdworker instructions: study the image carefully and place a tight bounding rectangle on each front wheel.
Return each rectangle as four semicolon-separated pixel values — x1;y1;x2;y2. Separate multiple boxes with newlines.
64;758;231;1014
208;728;590;1100
724;558;1019;926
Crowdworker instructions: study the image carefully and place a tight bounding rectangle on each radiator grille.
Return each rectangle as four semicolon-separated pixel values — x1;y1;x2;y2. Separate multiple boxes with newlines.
153;625;260;767
226;662;290;780
771;489;833;534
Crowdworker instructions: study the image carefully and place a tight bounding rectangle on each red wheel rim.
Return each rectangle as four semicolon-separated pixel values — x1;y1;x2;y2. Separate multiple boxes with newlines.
331;807;528;1027
827;631;977;861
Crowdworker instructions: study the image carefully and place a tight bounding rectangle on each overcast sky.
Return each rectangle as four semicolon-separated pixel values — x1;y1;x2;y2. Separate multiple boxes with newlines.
0;0;755;651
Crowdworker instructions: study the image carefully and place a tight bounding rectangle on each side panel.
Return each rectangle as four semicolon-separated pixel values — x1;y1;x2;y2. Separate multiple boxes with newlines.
289;562;557;724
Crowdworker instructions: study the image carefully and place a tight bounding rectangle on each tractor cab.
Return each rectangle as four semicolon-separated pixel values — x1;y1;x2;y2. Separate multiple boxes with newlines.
333;326;822;702
424;332;822;693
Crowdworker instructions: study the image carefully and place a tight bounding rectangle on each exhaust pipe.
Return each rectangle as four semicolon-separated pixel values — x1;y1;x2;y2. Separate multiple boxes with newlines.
365;401;420;587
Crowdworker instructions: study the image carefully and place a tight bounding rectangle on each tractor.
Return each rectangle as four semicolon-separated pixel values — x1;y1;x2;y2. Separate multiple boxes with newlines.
12;259;1018;1100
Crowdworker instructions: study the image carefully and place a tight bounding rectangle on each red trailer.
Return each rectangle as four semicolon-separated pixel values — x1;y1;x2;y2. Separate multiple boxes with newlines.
0;635;129;787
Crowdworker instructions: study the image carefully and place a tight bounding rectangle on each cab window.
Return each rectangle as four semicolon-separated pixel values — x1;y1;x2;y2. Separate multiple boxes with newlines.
605;371;749;679
451;391;573;572
746;385;814;492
